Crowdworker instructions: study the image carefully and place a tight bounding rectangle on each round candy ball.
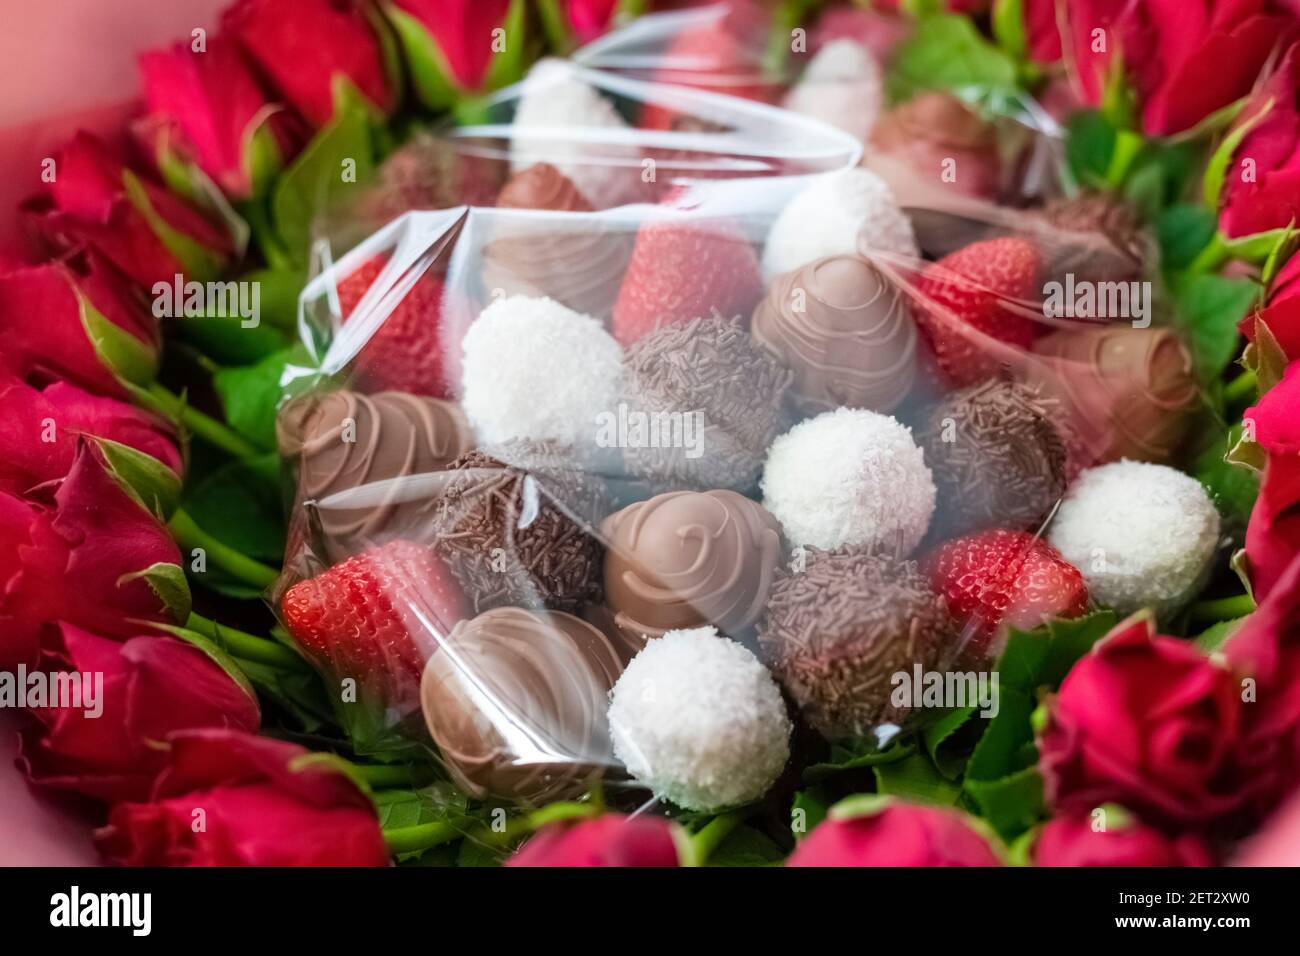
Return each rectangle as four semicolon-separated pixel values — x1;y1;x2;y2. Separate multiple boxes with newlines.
761;407;935;555
1047;460;1220;616
460;295;623;452
762;168;916;280
607;626;791;812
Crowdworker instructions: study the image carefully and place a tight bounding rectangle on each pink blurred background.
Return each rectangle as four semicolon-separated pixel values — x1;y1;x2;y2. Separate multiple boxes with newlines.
0;0;226;864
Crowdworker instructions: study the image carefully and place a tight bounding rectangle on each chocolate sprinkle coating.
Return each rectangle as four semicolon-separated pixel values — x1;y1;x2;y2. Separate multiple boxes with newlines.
620;314;791;494
918;379;1067;536
758;549;954;740
426;448;609;614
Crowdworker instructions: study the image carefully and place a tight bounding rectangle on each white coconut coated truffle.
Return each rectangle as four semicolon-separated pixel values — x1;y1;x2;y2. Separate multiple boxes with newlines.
461;295;623;449
607;626;791;812
1047;460;1221;616
783;39;883;145
762;168;916;280
761;407;935;554
511;60;637;209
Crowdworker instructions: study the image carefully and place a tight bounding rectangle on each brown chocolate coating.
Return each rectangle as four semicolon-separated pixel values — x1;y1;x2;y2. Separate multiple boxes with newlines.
1033;193;1148;286
620;314;791;494
758;549;954;740
919;379;1067;536
278;389;473;546
420;607;623;803
601;490;782;648
752;255;917;415
482;165;632;317
1027;325;1199;466
867;92;1001;202
425;449;609;614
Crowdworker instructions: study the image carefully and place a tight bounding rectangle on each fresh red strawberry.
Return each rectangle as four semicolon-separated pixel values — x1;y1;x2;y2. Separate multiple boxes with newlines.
338;256;450;397
282;540;465;704
612;219;762;345
923;529;1088;662
913;237;1043;387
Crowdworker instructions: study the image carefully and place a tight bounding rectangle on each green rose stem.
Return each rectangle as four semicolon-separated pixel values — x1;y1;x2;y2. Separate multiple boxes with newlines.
184;610;304;668
144;382;261;460
168;508;280;590
1224;368;1257;404
1189;593;1257;623
383;821;462;855
689;810;745;866
351;763;435;789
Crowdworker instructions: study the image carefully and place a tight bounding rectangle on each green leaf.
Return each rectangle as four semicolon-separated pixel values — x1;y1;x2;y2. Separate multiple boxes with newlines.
1194;616;1248;654
1203;96;1273;209
235;658;335;732
182;454;285;565
212;346;305;450
1169;273;1260;380
790;787;830;841
1155;203;1217;271
706;826;786;867
90;436;182;519
386;6;462;111
923;705;978;779
991;0;1027;62
803;739;914;783
873;753;961;806
1064;111;1119;189
120;561;192;623
963;765;1045;839
481;0;529;93
77;292;158;388
167;626;259;703
886;14;1018;103
1193;423;1260;531
271;92;375;263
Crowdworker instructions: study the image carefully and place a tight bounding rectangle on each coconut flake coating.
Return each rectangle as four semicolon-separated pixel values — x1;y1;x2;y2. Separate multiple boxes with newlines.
761;407;936;554
1046;460;1220;616
607;626;791;811
762;168;916;280
460;295;623;451
758;549;954;739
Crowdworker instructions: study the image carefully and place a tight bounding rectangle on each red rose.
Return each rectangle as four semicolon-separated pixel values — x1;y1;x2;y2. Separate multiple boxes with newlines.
1024;0;1064;64
137;37;303;200
0;253;159;399
1033;808;1214;866
387;0;528;109
0;445;189;670
1038;613;1249;828
1220;44;1300;239
19;624;260;804
508;813;683;867
26;133;233;286
1223;552;1300;814
0;375;181;500
787;797;1003;867
1234;789;1300;865
94;730;389;866
224;0;398;127
1242;252;1300;361
1243;363;1300;602
1065;0;1292;136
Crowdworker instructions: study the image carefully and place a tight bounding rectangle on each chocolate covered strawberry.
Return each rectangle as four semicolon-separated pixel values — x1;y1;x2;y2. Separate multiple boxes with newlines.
338;256;450;397
282;540;465;707
913;237;1043;387
923;529;1088;662
612;219;762;346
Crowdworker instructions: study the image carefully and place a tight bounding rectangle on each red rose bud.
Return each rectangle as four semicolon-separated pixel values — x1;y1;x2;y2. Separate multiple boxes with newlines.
18;624;260;804
1033;808;1214;866
1243;365;1300;602
94;729;389;866
1038;613;1250;830
0;253;159;398
0;375;182;511
1224;553;1300;815
1023;0;1063;64
224;0;398;127
1244;253;1300;362
387;0;529;109
1220;44;1300;240
788;797;1003;867
536;0;627;49
508;813;684;867
26;133;233;286
138;37;303;200
1066;0;1292;136
0;445;189;670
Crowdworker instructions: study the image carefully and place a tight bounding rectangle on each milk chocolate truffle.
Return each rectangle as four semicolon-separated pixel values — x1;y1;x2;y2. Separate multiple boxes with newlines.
601;490;782;647
918;379;1067;536
426;449;609;614
758;549;954;740
1027;325;1198;466
420;607;623;803
620;314;791;494
277;389;473;545
752;255;917;415
482;165;633;317
868;91;1000;202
